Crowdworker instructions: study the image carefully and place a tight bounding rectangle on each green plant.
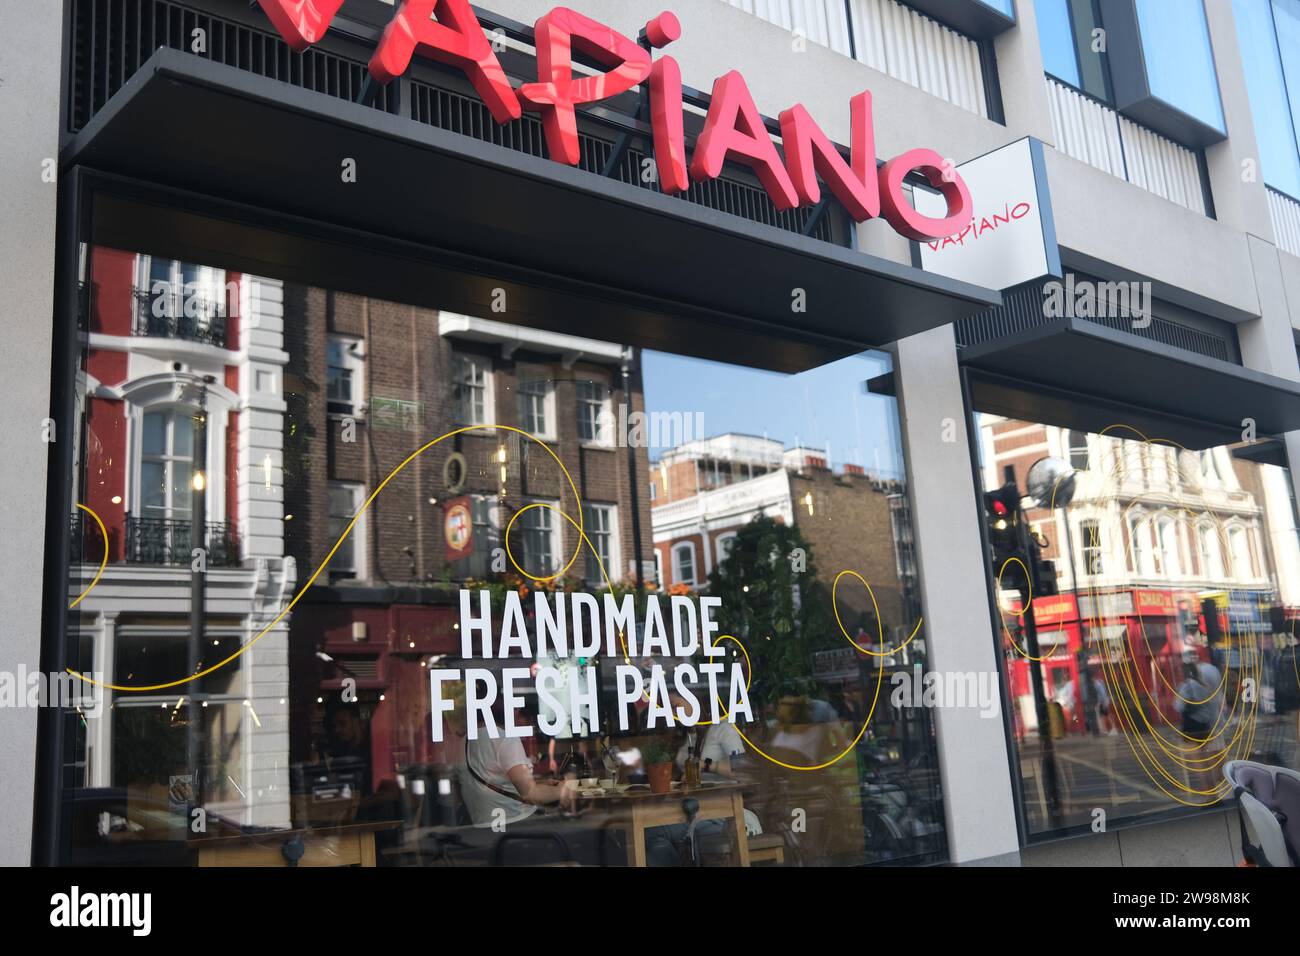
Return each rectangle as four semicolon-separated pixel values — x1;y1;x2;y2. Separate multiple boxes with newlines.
705;514;838;708
640;737;677;766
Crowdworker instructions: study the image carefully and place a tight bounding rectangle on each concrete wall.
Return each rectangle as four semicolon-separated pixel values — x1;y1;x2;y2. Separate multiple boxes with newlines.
0;0;65;865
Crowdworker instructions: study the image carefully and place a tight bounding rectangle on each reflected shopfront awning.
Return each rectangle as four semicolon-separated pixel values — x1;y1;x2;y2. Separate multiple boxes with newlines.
62;48;1001;374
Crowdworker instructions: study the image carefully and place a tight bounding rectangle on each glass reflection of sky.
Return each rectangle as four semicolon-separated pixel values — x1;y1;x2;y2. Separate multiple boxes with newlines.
641;349;903;477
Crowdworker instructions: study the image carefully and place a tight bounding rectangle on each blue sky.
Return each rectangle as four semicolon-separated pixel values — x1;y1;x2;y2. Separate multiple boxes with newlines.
641;349;905;477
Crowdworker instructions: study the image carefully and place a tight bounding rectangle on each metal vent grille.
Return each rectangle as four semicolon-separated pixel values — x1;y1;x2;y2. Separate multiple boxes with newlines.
955;282;1236;364
69;0;395;132
336;657;380;681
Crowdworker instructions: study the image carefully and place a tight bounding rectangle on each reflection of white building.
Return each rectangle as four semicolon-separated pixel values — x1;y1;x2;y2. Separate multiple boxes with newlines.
71;249;294;828
979;417;1300;603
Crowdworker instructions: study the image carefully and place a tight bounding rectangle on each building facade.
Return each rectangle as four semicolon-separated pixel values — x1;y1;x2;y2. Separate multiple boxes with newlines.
5;0;1300;868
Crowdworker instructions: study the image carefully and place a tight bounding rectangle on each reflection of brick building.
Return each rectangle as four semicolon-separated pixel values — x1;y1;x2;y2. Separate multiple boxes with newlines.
280;292;653;789
650;434;916;642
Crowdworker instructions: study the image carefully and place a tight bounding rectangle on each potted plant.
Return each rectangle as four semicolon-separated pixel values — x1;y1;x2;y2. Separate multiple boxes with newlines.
641;738;677;794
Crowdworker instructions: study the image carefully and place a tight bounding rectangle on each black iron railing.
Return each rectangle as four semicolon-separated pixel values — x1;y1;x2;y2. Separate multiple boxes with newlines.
124;515;240;566
132;289;228;347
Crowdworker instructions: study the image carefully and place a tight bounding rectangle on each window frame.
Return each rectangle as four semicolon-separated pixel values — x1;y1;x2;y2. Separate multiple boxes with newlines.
326;334;366;419
672;541;698;587
327;481;367;580
575;378;615;447
515;363;556;440
451;352;493;427
517;497;561;579
581;502;619;585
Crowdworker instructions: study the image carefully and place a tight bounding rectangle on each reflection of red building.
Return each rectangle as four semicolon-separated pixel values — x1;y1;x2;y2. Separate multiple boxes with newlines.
1005;588;1198;737
289;602;463;790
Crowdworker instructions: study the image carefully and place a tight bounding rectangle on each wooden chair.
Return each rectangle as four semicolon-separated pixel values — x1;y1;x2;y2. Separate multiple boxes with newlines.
747;832;785;866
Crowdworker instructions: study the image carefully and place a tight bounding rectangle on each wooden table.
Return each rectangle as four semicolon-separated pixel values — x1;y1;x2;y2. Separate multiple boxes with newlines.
191;820;398;867
579;782;751;867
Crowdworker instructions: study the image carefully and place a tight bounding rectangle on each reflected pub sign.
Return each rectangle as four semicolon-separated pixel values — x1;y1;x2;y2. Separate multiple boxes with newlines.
255;0;973;240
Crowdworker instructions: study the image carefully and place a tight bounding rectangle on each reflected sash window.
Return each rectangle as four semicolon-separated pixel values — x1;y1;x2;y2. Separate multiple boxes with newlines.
140;408;195;520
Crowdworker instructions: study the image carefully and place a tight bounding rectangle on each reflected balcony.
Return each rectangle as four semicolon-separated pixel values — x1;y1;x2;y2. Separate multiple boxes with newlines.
132;290;228;348
123;515;241;567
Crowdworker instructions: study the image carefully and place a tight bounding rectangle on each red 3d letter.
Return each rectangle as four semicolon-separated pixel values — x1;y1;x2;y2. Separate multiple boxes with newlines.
257;0;345;51
256;0;346;51
649;57;689;194
370;0;520;123
878;148;973;240
690;71;798;211
778;92;879;222
518;8;652;166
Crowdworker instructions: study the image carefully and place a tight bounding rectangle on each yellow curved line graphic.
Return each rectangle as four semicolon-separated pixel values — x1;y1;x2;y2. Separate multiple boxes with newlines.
65;423;925;774
69;424;584;692
68;503;108;611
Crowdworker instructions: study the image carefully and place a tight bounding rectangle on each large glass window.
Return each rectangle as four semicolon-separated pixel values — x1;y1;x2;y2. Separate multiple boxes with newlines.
1234;0;1300;199
1133;0;1225;133
977;413;1300;838
62;242;944;868
1034;0;1108;99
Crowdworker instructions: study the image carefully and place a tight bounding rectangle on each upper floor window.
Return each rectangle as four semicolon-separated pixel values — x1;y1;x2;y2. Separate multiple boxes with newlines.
326;336;365;417
135;256;230;347
518;500;560;578
1229;525;1254;578
1234;0;1300;199
583;503;618;584
1037;0;1224;143
576;379;614;446
1129;514;1154;576
328;482;366;580
452;354;492;426
139;407;195;520
516;365;555;439
1198;523;1225;579
1064;429;1090;471
1157;515;1181;576
673;542;697;587
1035;0;1109;99
1080;518;1102;575
1132;0;1225;134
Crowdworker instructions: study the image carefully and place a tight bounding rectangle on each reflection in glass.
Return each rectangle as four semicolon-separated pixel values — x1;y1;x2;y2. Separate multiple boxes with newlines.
978;415;1300;836
63;247;945;865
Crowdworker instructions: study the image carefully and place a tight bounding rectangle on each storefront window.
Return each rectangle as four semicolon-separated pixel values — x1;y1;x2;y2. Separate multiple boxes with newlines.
977;414;1300;837
61;245;943;866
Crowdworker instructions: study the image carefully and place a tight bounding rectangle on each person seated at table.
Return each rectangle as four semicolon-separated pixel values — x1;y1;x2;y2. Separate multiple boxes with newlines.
459;733;577;828
675;719;747;780
445;682;578;827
